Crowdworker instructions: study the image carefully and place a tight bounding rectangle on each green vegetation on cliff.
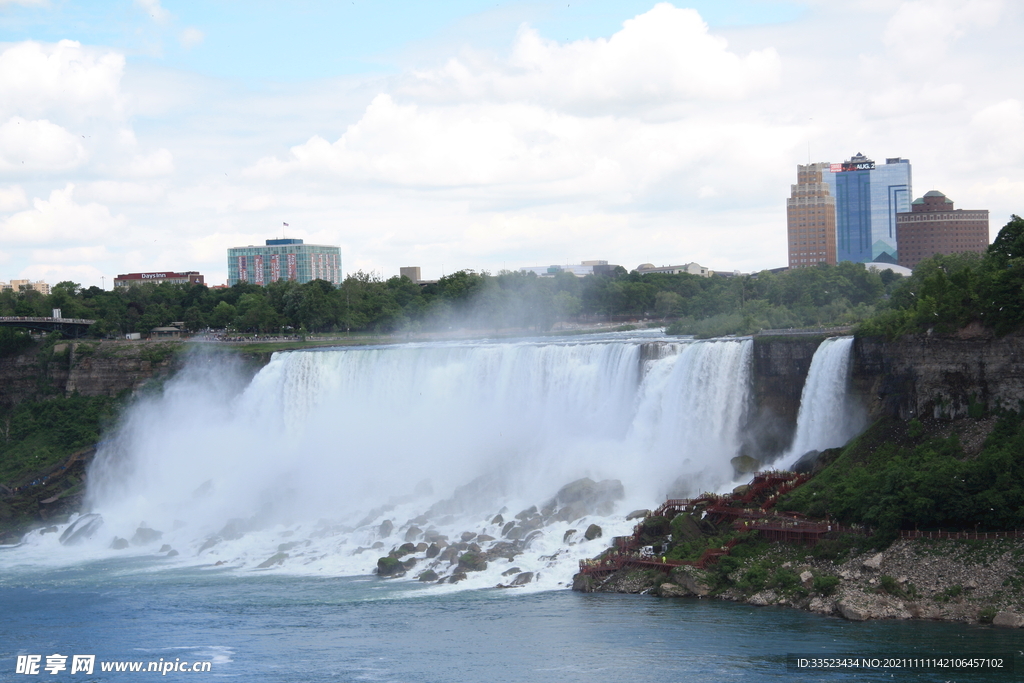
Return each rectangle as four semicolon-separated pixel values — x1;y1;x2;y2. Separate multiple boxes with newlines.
779;413;1024;534
858;215;1024;338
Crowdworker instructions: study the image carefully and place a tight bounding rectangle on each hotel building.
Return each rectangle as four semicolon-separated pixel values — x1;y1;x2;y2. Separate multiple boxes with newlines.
227;239;342;286
895;191;989;270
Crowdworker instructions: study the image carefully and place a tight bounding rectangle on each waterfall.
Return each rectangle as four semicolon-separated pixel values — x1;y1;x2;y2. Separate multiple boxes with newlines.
8;335;756;586
782;336;864;467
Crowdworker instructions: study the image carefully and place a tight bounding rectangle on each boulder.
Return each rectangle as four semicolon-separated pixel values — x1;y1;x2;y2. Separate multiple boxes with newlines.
418;570;439;582
515;506;538;520
476;534;495;543
59;513;103;546
862;553;884;571
402;558;417;570
486;542;521;562
506;526;525;541
732;484;750;497
376;556;405;576
371;541;384;549
159;544;172;552
554;504;587;523
460;531;477;542
563;529;577;544
40;526;59;535
257;552;288;568
217;518;249;541
415;542;428;552
747;590;778;606
404;526;422;542
670;565;713;596
131;526;163;545
278;541;301;552
379;520;394;538
837;599;871;621
425;543;440;559
511;572;534;586
198;537;220;553
659;582;692;598
490;514;504;525
584;524;603;541
458;551;488;572
554;478;624;513
396;542;416;556
626;509;649;521
501;567;522;577
449;571;468;583
670;513;703;543
800;570;814;589
110;537;129;550
791;450;822;474
166;549;179;557
501;521;516;537
730;454;760;476
439;546;459;564
993;611;1024;628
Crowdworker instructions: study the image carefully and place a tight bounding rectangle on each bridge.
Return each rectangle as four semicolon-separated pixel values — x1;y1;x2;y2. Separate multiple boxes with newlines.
0;316;96;338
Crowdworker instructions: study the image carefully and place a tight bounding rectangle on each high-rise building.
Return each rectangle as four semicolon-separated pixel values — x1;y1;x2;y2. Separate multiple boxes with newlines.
786;163;837;269
823;154;912;264
895;191;989;270
0;279;50;295
227;238;342;287
400;267;422;282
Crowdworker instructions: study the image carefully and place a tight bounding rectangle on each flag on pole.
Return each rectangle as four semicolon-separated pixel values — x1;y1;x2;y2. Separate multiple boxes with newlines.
283;222;289;226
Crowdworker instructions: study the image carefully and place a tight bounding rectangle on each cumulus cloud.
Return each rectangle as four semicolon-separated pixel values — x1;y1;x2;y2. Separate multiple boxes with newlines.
0;117;87;170
1;184;128;245
883;0;1003;64
30;245;112;263
0;185;28;212
0;40;125;121
407;3;780;108
128;148;175;176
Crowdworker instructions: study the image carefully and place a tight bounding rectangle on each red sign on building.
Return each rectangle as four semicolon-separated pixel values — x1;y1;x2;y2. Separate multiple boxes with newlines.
253;255;264;285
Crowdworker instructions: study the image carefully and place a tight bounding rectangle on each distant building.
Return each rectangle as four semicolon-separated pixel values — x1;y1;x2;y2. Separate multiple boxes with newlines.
635;262;713;277
1;279;51;295
895;191;989;270
824;154;912;264
518;260;620;277
400;266;422;282
787;162;837;269
114;271;205;288
227;238;341;286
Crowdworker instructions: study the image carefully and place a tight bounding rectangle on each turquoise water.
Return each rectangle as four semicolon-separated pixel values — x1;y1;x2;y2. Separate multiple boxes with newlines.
2;560;1019;682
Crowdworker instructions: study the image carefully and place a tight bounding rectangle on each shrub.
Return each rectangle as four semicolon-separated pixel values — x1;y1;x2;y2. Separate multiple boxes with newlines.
979;606;997;624
813;575;840;596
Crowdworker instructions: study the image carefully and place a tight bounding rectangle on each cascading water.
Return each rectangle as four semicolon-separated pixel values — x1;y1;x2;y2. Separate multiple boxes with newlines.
4;333;762;589
782;336;865;467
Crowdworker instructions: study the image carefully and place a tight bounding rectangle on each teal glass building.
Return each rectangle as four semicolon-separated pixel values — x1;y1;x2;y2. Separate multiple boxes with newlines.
823;154;911;264
227;239;342;286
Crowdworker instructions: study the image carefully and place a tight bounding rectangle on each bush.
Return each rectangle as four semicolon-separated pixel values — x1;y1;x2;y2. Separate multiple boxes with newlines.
979;605;997;624
812;575;840;596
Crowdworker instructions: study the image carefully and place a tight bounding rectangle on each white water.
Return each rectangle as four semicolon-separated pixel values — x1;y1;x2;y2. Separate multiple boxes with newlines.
781;336;865;467
1;332;847;590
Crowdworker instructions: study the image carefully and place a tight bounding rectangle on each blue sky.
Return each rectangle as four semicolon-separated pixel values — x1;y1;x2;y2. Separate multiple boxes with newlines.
1;0;1022;287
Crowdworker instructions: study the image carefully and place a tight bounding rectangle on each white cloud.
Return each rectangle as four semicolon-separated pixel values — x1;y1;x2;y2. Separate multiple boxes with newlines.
30;245;111;263
78;181;166;204
19;263;107;287
883;0;1003;64
127;148;175;177
0;117;87;170
135;0;171;24
180;27;205;49
0;184;28;211
1;184;128;245
0;40;125;121
970;99;1024;163
406;3;780;109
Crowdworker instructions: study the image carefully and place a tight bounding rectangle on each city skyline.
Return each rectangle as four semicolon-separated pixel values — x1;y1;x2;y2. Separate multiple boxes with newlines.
1;1;1022;288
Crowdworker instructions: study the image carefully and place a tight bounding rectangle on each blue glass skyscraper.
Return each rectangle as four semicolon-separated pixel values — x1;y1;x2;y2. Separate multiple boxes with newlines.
822;154;911;264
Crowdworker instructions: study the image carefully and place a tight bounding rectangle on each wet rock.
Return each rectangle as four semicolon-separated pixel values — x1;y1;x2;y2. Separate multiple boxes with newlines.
110;537;129;550
131;526;163;545
257;552;288;568
458;551;488;572
40;526;59;535
584;524;603;541
572;573;596;592
515;506;538;520
198;537;220;553
379;520;394;538
626;509;649;521
159;544;172;552
439;546;460;564
376;556;405;576
506;526;525;541
425;543;440;559
730;454;760;477
502;567;522;577
460;531;477;542
748;590;778;606
554;478;624;515
563;529;577;544
449;571;468;584
808;597;835;615
670;565;713;596
486;542;521;562
993;611;1024;628
491;514;504;525
59;513;103;546
659;582;692;598
371;541;384;549
838;599;870;621
217;519;249;541
732;484;750;496
396;542;416;556
791;449;822;474
405;526;422;542
477;534;495;543
511;572;534;586
415;542;428;552
554;504;587;523
278;541;301;552
418;570;439;582
501;521;516;537
523;531;543;548
402;557;417;570
166;549;179;557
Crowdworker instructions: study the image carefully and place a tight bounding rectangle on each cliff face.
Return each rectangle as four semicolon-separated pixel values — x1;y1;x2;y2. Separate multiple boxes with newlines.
0;340;181;408
744;337;822;459
852;334;1024;420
